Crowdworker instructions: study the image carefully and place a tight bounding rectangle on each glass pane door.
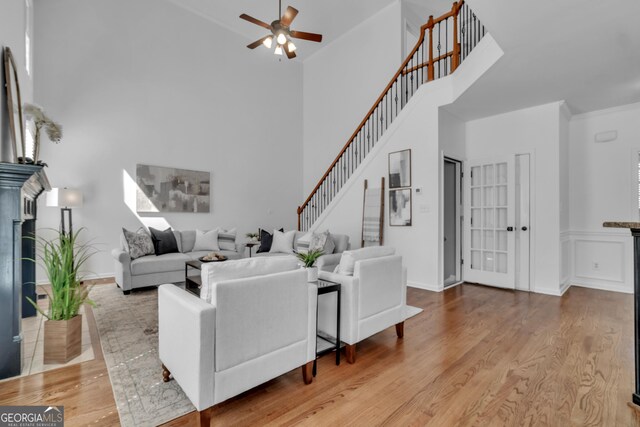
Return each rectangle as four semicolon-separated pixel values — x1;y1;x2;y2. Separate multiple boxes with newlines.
465;157;515;289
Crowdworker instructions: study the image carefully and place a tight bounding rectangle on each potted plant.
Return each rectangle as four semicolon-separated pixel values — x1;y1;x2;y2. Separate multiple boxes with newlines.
26;228;95;364
22;103;62;165
245;232;259;243
295;249;324;282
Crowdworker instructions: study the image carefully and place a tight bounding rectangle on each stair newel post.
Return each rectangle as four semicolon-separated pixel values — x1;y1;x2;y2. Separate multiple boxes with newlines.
297;206;302;231
427;15;435;82
451;1;461;72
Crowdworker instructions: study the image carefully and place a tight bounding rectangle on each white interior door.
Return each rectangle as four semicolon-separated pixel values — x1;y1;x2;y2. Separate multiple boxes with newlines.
464;157;515;288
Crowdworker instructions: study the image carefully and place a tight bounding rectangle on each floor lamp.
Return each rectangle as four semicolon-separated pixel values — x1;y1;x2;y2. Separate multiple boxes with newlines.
46;188;83;235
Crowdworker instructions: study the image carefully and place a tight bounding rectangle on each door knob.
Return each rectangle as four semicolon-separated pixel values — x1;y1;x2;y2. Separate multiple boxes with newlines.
522;226;528;231
507;226;514;232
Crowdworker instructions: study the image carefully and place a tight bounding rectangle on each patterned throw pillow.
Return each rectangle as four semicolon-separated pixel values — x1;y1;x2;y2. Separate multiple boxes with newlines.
122;228;155;259
309;230;335;254
218;228;237;251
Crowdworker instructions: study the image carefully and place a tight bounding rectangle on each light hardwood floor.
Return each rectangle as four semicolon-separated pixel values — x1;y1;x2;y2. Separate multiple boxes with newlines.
1;284;639;426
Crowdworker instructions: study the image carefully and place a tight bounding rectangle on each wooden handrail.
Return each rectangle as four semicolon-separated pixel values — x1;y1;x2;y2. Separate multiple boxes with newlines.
402;51;455;76
298;0;466;223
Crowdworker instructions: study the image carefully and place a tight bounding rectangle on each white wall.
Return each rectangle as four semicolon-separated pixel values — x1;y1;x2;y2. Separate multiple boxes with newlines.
302;1;403;198
306;34;502;290
466;102;564;295
33;0;303;279
566;102;640;293
0;0;33;162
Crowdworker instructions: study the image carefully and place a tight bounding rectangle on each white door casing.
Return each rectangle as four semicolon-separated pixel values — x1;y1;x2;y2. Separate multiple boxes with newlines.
464;156;515;289
515;154;530;290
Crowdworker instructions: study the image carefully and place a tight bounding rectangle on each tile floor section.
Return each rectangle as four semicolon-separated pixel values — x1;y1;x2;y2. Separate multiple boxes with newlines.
20;297;95;377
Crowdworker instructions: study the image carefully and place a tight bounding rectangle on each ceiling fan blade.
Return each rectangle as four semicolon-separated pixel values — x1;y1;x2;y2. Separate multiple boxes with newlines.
283;42;297;59
239;14;272;30
281;6;299;27
290;30;323;43
247;36;270;49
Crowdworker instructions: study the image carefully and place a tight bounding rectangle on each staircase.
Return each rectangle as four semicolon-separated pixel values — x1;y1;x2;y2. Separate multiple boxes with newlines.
297;1;485;231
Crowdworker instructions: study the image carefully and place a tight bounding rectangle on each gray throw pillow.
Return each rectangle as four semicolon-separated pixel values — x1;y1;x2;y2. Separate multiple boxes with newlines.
309;230;335;254
122;227;155;259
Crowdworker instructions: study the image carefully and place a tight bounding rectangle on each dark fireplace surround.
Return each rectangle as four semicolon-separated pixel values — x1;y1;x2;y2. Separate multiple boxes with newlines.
0;163;50;380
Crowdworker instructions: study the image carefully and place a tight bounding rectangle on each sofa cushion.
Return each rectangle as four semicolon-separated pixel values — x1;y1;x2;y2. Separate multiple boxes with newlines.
122;228;155;260
149;227;179;255
131;252;190;275
200;256;300;304
188;250;242;261
270;230;296;254
332;234;350;253
336;246;396;276
218;228;237;251
193;229;220;251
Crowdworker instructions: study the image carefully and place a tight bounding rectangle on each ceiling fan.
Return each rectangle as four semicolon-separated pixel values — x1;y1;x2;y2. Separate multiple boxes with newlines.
240;0;323;59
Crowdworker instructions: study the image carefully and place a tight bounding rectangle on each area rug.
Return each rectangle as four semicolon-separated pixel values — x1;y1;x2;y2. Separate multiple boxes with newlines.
404;305;423;319
90;285;194;426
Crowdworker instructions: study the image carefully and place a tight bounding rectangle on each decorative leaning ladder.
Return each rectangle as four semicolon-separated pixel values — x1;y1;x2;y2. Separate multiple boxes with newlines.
297;1;486;231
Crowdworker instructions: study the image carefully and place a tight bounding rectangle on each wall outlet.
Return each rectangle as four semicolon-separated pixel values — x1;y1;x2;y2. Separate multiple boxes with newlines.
592;262;599;270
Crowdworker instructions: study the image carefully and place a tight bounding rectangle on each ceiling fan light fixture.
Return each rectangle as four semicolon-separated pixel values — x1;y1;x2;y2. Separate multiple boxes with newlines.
263;36;273;48
276;33;287;45
274;44;284;55
287;41;296;52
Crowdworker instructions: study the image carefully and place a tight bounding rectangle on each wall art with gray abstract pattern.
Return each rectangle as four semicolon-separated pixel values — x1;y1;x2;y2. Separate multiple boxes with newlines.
136;164;210;213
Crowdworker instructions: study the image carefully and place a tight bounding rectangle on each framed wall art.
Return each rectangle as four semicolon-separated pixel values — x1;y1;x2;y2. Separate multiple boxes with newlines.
388;149;411;189
3;47;25;163
389;188;412;226
136;164;210;213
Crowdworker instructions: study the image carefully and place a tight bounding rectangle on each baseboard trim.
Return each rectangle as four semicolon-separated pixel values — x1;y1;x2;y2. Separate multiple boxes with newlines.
407;281;442;292
533;281;571;297
571;280;633;294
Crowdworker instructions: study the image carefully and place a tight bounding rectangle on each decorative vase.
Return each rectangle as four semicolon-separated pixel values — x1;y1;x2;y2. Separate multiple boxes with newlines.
307;267;318;282
43;314;82;364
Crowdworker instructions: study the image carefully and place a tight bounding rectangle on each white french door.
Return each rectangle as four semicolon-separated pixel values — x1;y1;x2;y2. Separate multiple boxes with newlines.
464;156;516;288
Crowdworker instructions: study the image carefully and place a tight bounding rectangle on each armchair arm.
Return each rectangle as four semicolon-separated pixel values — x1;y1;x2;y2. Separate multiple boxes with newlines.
158;285;216;411
111;249;132;291
317;271;359;344
316;253;342;272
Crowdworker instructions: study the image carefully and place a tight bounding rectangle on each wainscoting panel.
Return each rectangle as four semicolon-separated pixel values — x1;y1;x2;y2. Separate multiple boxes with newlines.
569;231;633;294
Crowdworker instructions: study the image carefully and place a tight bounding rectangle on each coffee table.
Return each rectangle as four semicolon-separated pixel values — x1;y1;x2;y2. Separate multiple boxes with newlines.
312;278;342;376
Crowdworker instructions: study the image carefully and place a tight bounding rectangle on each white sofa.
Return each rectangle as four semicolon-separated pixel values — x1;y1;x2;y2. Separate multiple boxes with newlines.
158;257;317;423
112;229;244;294
318;246;407;363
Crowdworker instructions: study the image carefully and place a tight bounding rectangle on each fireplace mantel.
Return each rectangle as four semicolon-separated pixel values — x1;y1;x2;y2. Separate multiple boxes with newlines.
0;162;50;380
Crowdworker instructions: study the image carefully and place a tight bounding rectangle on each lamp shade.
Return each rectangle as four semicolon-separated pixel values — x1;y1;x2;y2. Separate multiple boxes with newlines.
46;188;83;208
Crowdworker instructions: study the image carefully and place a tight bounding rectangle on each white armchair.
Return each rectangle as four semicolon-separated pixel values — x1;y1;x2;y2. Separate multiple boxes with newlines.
158;257;317;424
318;247;406;363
